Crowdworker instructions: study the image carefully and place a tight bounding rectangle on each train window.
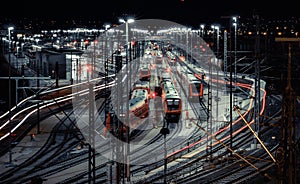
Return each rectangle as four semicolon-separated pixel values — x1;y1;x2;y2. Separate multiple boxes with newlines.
167;99;180;107
192;84;201;93
167;100;173;105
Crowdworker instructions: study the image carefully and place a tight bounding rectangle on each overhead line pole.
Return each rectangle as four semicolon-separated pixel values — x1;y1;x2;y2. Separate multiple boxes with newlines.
221;15;233;158
275;37;299;184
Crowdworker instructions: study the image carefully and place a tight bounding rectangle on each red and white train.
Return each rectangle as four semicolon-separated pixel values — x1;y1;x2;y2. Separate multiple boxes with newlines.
161;80;182;122
177;66;204;101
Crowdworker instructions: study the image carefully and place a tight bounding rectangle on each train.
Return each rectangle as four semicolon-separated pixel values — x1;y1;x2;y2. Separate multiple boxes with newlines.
176;65;205;101
104;80;150;137
166;51;177;66
192;66;206;80
132;80;150;94
129;81;150;119
39;87;72;101
159;69;172;84
139;64;151;81
161;80;182;122
155;51;163;64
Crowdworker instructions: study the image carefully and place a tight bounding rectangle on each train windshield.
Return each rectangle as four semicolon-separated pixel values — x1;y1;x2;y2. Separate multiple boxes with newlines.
191;83;202;94
141;69;149;75
167;99;180;110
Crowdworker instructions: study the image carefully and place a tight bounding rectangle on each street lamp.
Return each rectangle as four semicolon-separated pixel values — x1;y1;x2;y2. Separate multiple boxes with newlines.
119;18;135;62
232;16;238;105
104;24;111;31
210;25;220;54
232;18;238;74
200;24;205;37
211;25;216;52
7;26;14;164
215;25;220;56
119;17;134;182
8;27;14;51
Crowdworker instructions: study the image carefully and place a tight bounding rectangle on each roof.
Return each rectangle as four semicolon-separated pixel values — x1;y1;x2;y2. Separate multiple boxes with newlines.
163;81;180;99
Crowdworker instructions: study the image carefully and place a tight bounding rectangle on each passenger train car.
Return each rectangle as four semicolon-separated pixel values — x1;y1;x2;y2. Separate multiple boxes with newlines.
166;51;177;66
132;80;150;94
177;66;204;101
155;51;163;64
139;64;151;81
161;80;182;122
159;70;172;85
129;82;150;119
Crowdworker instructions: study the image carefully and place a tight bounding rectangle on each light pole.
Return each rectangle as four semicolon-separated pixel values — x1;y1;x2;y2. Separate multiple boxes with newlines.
8;26;14;164
8;27;14;51
232;16;238;99
215;25;220;56
200;24;205;38
213;25;220;131
119;17;135;182
211;25;215;51
104;24;111;32
210;25;220;56
119;18;134;63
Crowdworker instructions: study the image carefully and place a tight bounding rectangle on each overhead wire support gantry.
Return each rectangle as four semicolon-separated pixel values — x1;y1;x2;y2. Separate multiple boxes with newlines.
274;37;299;184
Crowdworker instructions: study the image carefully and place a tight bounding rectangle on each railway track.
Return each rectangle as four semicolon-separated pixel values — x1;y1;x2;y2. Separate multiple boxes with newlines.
0;42;281;184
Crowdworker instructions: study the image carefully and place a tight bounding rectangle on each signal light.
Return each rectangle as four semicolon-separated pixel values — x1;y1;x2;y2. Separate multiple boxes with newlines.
10;133;17;137
86;64;92;73
152;92;156;98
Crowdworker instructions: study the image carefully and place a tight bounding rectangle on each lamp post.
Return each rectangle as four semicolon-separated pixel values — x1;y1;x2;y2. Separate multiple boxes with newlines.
104;24;111;32
213;25;220;131
232;16;238;100
8;27;14;51
210;25;220;55
200;24;205;38
119;18;134;64
215;25;220;56
119;17;135;182
8;26;14;164
160;119;170;184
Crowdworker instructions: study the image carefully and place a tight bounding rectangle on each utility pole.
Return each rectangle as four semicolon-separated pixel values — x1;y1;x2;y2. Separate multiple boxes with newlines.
88;82;96;184
160;118;170;184
8;44;12;164
221;15;234;158
275;37;298;184
253;12;261;149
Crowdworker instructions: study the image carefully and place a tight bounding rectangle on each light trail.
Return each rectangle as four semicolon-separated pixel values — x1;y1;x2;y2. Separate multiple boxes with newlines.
0;80;115;141
233;105;277;163
167;77;266;158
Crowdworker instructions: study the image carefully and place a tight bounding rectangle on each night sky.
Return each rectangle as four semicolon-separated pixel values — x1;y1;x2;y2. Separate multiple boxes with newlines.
2;0;300;28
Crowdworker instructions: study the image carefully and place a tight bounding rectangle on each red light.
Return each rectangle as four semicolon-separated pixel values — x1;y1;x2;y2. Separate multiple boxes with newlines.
152;93;156;98
10;133;17;137
86;64;92;73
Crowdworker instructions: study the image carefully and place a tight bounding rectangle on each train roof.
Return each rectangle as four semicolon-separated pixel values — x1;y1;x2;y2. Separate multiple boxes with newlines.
140;64;149;69
129;89;148;109
133;80;150;90
131;88;148;98
163;81;180;99
186;73;201;82
160;72;172;81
